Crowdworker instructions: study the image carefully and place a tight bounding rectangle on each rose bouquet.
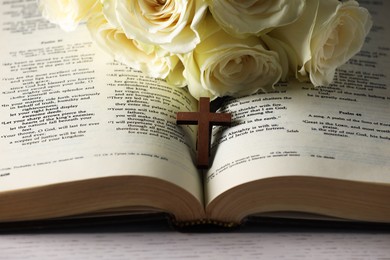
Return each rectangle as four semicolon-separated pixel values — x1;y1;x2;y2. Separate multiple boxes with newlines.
39;0;372;100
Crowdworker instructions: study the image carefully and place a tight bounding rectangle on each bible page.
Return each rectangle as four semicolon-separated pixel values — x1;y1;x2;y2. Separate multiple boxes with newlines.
0;1;202;202
205;0;390;204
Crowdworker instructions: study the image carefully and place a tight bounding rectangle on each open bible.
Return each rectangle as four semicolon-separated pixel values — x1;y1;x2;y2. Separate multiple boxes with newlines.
1;0;390;229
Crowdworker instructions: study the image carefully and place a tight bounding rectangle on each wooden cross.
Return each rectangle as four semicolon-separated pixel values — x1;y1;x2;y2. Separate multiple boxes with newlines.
176;97;232;169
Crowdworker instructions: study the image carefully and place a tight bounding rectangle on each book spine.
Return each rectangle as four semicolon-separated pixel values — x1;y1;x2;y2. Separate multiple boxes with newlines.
171;218;238;229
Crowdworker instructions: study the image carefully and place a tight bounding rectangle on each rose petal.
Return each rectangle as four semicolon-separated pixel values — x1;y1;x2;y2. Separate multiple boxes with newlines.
206;0;305;37
115;0;207;53
88;13;185;83
39;0;100;31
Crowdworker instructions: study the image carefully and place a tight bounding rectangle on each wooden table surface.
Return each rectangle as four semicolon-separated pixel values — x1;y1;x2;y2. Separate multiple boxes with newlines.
2;228;390;259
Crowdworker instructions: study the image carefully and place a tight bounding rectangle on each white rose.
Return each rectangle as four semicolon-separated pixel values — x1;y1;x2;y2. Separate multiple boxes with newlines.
101;0;121;28
39;0;100;31
205;0;305;38
267;0;372;86
87;13;186;87
111;0;208;54
182;15;282;100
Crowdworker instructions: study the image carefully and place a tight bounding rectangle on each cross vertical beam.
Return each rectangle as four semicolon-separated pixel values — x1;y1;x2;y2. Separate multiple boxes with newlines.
176;97;232;169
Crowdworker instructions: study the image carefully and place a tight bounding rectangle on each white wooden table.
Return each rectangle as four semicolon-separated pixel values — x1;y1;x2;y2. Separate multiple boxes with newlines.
2;230;390;259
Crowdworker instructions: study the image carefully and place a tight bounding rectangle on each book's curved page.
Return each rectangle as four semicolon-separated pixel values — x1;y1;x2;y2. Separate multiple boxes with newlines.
205;1;390;212
0;3;202;206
